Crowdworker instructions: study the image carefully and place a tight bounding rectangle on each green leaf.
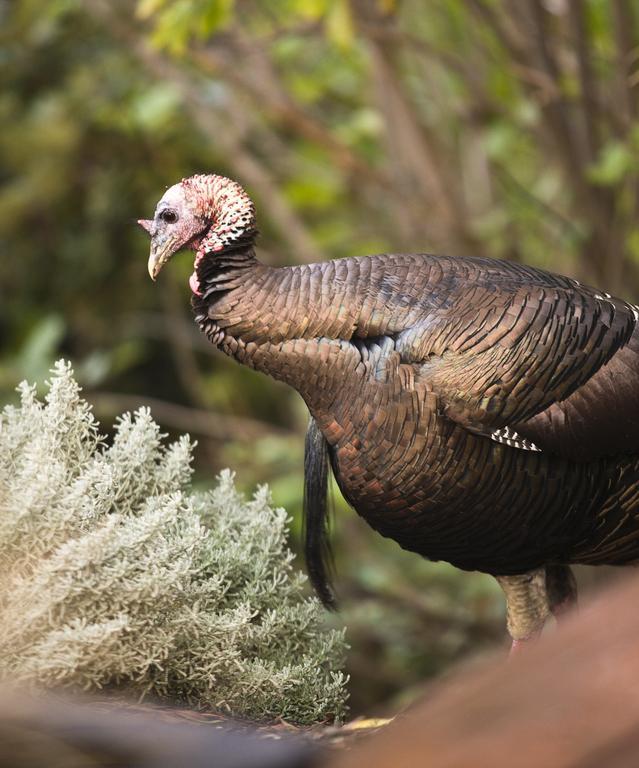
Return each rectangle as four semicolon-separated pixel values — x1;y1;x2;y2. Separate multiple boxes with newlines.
325;0;354;49
130;83;180;130
587;141;635;186
198;0;234;36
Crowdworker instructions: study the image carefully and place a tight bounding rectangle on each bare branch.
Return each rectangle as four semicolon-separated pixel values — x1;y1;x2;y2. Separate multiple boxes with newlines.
494;165;583;241
528;1;584;180
567;0;601;160
88;392;291;441
612;0;639;124
467;0;529;63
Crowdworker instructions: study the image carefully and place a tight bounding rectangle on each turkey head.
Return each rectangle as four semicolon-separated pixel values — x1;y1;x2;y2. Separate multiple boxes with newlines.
138;182;208;281
139;174;256;295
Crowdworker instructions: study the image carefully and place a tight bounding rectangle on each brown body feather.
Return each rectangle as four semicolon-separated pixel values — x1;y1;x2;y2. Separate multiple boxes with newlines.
191;251;639;576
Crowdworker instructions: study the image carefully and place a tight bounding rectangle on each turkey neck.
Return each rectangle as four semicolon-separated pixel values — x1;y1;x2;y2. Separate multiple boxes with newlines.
192;247;381;395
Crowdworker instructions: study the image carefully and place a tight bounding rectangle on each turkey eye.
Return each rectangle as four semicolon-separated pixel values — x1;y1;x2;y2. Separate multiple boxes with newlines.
160;209;178;224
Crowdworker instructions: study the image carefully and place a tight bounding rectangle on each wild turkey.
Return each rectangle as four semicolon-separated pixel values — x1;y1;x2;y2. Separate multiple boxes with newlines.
139;173;639;651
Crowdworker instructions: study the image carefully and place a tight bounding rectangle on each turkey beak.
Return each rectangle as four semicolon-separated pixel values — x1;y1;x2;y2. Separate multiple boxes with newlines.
146;234;178;281
137;218;177;281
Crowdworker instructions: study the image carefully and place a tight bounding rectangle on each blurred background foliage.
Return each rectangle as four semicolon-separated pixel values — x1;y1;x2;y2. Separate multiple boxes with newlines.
2;0;639;715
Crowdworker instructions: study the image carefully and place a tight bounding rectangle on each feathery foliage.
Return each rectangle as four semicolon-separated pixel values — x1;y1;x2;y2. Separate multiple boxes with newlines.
0;361;347;723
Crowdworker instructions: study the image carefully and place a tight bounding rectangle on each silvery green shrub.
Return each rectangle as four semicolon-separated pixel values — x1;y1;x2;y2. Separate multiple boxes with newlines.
0;361;347;723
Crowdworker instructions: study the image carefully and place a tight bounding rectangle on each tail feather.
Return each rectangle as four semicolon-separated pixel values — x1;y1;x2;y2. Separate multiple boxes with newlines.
303;416;337;609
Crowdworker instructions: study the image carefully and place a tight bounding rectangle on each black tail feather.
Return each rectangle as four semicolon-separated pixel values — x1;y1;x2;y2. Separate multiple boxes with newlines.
303;416;337;610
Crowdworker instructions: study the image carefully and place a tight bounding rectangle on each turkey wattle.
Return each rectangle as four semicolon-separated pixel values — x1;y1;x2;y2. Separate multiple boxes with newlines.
139;172;639;650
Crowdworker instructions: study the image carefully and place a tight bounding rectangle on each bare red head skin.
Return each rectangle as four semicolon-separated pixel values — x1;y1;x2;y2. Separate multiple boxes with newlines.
138;174;256;295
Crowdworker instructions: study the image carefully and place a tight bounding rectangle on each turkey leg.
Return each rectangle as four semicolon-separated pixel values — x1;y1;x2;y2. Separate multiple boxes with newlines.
496;568;550;654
